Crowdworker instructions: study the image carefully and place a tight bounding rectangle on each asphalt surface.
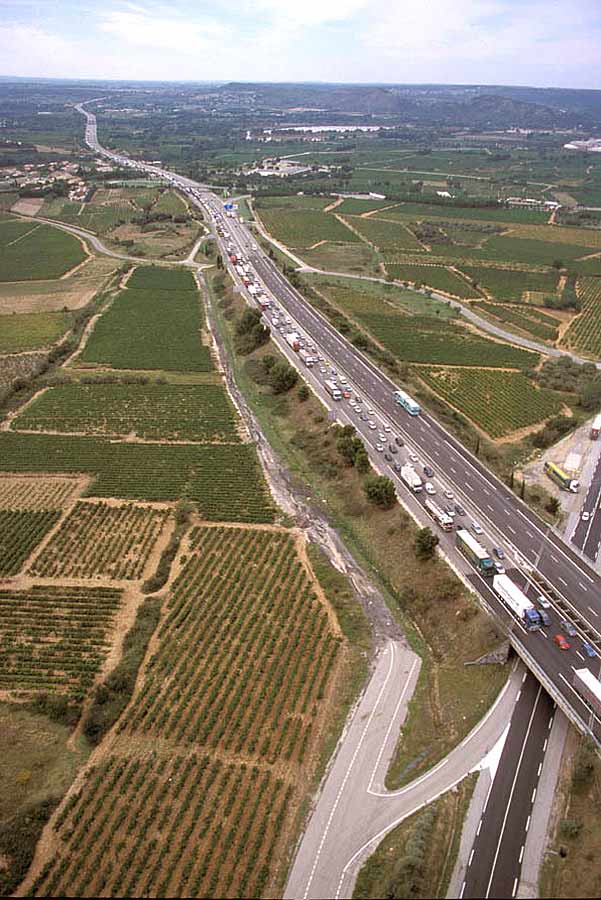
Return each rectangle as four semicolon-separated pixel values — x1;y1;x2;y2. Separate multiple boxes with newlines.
461;672;555;899
80;96;601;739
283;644;523;900
571;451;601;561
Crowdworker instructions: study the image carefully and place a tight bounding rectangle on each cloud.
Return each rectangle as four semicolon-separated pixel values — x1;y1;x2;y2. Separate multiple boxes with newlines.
99;4;229;54
0;23;76;76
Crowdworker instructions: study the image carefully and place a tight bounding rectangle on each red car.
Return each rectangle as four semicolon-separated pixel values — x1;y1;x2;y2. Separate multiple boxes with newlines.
554;634;570;651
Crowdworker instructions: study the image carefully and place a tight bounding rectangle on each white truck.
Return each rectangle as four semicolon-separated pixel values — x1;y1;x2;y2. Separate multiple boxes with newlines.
400;464;423;493
324;379;342;400
492;574;542;631
299;349;315;367
424;498;453;531
286;332;300;352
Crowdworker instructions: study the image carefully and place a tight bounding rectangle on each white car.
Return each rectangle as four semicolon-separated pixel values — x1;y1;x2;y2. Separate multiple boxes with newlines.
339;376;348;384
378;433;386;442
368;421;377;430
443;489;454;500
349;399;356;407
319;366;327;374
375;444;384;452
383;424;392;433
425;482;436;495
582;510;591;521
367;408;374;416
471;522;484;535
409;453;419;463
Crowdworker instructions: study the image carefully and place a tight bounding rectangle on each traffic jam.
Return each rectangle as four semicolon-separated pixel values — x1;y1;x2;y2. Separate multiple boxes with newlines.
201;198;601;722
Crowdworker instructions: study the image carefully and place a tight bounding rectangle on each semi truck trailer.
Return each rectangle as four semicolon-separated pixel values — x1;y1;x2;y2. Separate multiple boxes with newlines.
492;574;542;631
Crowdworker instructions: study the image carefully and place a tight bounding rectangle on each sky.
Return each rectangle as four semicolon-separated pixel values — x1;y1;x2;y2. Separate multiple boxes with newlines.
0;0;599;88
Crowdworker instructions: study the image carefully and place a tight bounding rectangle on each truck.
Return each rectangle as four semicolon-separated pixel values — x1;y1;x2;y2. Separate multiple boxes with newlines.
492;574;542;631
591;414;601;440
573;668;601;718
324;379;342;400
229;253;238;264
286;333;300;352
544;461;579;493
455;529;495;577
394;389;421;416
400;464;423;493
424;498;453;531
299;349;315;367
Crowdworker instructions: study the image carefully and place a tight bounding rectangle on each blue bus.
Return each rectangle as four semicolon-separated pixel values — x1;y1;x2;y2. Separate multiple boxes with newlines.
394;389;421;416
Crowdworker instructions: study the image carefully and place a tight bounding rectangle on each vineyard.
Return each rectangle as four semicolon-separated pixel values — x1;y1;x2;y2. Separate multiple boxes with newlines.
340;215;424;253
0;474;82;510
79;283;213;373
30;502;170;581
255;207;360;248
126;265;196;292
418;367;563;438
0;311;72;353
16;383;241;443
386;263;479;299
32;525;343;898
0;434;275;522
316;282;538;368
476;303;559;341
372;203;550;225
458;264;559;301
0;223;87;281
564;277;601;357
0;509;60;576
0;585;122;696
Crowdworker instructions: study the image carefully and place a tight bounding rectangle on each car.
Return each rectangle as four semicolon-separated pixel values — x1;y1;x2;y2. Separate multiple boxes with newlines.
409;452;419;463
349;399;356;408
423;466;435;478
471;522;483;535
368;421;377;429
554;634;570;651
393;461;402;472
367;408;374;416
378;433;386;442
383;424;392;433
582;511;591;521
494;562;506;575
318;354;324;362
330;368;337;376
395;436;404;447
537;594;551;609
561;620;578;638
444;504;455;517
454;504;466;516
354;396;363;405
375;444;384;452
425;482;436;495
339;376;348;384
389;444;398;454
384;453;392;462
360;413;368;421
538;610;551;628
493;547;506;560
443;489;454;500
582;641;597;658
319;366;327;374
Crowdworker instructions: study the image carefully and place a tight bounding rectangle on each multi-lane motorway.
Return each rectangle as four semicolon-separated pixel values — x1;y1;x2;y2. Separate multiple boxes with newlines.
80;102;601;744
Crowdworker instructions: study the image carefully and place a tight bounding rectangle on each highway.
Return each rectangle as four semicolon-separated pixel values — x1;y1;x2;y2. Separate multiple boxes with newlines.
79;102;601;743
571;452;601;562
461;672;554;899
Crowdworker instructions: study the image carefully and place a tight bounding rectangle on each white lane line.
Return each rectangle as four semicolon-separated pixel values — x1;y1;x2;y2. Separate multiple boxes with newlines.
468;849;475;867
512;877;519;897
579;583;589;592
301;643;397;899
519;845;525;864
508;525;516;535
484;685;543;899
588;606;599;617
559;577;568;587
531;787;537;803
525;815;531;832
537;762;543;777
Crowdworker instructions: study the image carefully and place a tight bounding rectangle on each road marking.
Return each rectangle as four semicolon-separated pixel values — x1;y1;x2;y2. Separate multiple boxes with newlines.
531;787;537;803
525;814;531;832
512;877;519;897
579;583;589;592
302;643;397;899
537;762;543;777
468;849;475;867
588;606;599;617
476;819;482;836
484;685;542;899
543;738;548;752
465;482;474;492
519;845;525;864
559;577;568;587
508;525;516;535
367;657;420;795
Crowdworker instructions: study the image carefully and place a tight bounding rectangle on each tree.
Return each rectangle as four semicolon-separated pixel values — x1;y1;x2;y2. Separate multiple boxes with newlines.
298;384;309;402
355;448;371;474
545;496;561;516
363;475;397;509
415;527;439;560
269;361;298;394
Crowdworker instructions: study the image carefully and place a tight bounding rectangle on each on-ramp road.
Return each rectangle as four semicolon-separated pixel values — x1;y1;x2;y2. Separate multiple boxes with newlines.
284;643;523;900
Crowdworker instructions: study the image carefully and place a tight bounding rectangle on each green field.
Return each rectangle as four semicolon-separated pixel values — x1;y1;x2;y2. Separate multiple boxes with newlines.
341;215;424;253
79;283;213;373
335;198;399;215
0;221;86;281
0;433;274;522
151;190;190;216
564;277;601;357
458;265;559;301
16;383;241;442
386;264;480;299
0;509;60;576
126;265;196;292
316;281;538;368
476;303;558;341
0;584;123;696
254;195;332;211
419;367;563;438
42;198;137;235
373;202;550;225
0;311;72;352
256;207;360;248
